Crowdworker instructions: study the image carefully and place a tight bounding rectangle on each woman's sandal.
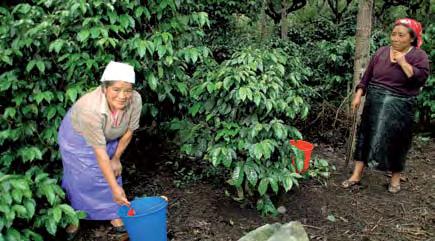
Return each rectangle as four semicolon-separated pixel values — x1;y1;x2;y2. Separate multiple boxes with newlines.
388;184;401;194
341;179;361;188
112;225;127;234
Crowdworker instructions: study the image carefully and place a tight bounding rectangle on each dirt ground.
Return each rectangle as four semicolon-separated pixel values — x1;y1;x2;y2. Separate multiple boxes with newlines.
69;136;434;241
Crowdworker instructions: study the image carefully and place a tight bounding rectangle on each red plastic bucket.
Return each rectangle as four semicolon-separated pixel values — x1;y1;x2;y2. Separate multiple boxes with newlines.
290;140;314;173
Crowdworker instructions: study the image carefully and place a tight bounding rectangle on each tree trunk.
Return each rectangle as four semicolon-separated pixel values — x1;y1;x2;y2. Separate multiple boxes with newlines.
345;0;373;168
352;0;373;113
259;0;269;42
280;1;288;40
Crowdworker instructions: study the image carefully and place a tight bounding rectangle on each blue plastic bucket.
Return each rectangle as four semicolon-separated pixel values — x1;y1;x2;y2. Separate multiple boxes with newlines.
118;196;168;241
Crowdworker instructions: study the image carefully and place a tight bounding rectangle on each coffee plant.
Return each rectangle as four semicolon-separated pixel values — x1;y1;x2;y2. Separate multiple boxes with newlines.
171;46;310;215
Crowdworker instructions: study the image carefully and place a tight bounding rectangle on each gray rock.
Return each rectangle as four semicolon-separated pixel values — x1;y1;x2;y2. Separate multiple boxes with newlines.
268;221;309;241
238;223;281;241
238;221;309;241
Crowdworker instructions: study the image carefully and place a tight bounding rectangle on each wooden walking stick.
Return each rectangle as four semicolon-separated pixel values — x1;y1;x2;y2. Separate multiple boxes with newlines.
344;109;358;169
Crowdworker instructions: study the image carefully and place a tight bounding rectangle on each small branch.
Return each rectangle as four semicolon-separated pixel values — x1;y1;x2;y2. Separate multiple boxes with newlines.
332;92;352;128
370;217;383;232
303;224;322;230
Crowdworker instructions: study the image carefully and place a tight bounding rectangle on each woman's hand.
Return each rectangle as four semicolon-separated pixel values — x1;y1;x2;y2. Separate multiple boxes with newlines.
351;89;363;111
391;50;406;64
112;185;130;206
110;157;122;177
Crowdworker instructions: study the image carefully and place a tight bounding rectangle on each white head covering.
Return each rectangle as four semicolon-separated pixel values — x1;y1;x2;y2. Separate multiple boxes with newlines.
100;61;135;84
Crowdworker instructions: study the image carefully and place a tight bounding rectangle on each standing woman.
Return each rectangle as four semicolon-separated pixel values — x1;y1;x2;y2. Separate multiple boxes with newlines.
58;61;142;238
342;18;429;193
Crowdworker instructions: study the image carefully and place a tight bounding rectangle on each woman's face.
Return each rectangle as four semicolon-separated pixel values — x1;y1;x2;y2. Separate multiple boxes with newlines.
390;25;413;51
104;81;133;111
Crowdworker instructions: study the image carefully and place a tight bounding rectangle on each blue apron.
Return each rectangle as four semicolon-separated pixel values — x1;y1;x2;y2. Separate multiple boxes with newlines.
58;110;122;220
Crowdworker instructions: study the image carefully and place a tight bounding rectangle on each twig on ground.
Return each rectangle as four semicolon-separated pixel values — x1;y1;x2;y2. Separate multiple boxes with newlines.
370;217;383;232
303;224;322;230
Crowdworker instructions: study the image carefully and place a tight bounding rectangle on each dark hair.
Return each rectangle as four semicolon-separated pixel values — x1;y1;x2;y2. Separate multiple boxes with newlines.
407;28;418;47
395;23;418;47
101;81;116;88
101;81;116;93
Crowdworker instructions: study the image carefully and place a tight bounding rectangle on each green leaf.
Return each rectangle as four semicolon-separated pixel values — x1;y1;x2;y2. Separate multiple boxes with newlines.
26;60;36;72
258;178;269;196
3;107;16;119
77;211;87;219
188;103;201;117
210;148;221;166
150;106;158;117
0;218;4;233
13;204;27;218
283;176;293;192
223;77;233;90
273;123;284;139
292;146;305;172
36;61;45;73
175;82;188;96
46;106;57;120
6;228;21;241
232;162;244;187
35;173;49;183
77;30;90;42
22;229;43;241
253;93;261;106
269;177;279;194
24;199;35;218
157;45;166;58
0;204;10;214
45;218;57;235
327;214;336;222
206;82;215;93
10;179;29;191
244;162;258;186
253;143;263;160
221;148;232;168
238;87;247;101
66;87;78;103
17;146;42;163
49;39;64;54
59;204;76;217
265;100;273;113
52;206;62;223
11;189;23;203
137;40;146;58
147;72;158;91
43;185;56;205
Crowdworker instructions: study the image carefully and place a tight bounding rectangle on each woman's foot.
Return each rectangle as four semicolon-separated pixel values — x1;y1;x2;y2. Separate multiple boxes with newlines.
110;218;123;227
65;224;79;241
342;161;364;188
342;179;361;188
388;184;401;193
110;219;126;234
388;172;401;193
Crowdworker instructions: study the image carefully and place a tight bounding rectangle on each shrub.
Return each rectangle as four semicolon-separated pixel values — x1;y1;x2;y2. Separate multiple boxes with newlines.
171;46;311;215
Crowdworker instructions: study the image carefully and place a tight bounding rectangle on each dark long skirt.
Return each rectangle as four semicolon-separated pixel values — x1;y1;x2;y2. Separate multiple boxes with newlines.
354;84;416;172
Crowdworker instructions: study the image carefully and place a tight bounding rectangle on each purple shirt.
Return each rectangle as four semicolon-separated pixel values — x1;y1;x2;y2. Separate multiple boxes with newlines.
357;46;430;96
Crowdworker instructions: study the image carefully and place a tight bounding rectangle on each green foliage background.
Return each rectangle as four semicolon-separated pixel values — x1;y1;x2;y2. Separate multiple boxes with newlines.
0;0;209;239
0;0;433;239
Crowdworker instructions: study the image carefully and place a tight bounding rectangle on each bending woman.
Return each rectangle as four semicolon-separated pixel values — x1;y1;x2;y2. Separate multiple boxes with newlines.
342;18;429;193
58;61;142;238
